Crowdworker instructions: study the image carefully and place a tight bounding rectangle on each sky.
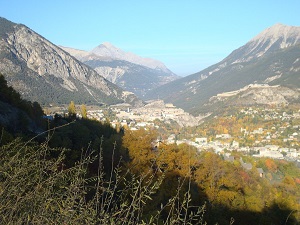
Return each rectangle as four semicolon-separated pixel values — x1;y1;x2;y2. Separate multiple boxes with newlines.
1;0;300;76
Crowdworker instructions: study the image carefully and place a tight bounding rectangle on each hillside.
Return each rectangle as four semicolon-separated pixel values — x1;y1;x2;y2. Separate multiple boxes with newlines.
0;17;142;107
144;24;300;115
0;73;45;141
204;84;300;115
61;44;178;98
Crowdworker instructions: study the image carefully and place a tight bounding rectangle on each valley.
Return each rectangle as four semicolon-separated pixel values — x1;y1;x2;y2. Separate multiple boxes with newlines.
44;101;300;163
0;15;300;224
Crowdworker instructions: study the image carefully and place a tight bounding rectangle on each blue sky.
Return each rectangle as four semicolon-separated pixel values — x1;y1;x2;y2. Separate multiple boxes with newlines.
1;0;300;76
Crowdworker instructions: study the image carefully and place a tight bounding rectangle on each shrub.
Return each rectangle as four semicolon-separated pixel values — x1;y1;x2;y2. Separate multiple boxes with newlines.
0;139;207;224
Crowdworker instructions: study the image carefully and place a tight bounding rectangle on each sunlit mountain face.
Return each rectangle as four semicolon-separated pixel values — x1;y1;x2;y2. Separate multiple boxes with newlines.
144;23;300;115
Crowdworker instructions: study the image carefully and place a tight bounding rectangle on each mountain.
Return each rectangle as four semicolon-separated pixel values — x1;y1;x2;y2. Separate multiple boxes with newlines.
144;23;300;115
0;17;142;107
61;44;178;98
91;42;171;72
204;84;300;114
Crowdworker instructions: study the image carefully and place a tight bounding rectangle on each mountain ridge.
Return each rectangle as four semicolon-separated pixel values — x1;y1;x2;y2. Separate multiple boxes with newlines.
90;42;171;73
0;17;142;107
144;23;300;115
61;45;179;97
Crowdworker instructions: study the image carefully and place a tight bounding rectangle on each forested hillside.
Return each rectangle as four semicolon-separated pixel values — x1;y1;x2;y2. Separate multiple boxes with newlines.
0;73;45;143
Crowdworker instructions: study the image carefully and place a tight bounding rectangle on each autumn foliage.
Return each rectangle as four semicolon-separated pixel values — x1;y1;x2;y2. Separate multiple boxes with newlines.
122;128;300;224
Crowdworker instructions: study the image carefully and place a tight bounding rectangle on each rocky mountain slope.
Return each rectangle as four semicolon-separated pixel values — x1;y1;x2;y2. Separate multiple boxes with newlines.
0;17;142;106
61;44;178;98
145;23;300;115
204;84;300;114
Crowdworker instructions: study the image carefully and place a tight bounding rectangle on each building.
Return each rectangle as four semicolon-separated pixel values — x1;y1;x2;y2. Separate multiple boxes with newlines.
254;149;284;159
195;137;208;145
257;168;264;178
231;141;239;148
216;134;232;139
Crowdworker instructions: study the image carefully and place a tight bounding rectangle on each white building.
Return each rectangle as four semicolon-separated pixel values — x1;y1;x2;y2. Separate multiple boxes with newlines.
216;134;232;139
254;149;283;159
265;145;279;151
231;141;239;148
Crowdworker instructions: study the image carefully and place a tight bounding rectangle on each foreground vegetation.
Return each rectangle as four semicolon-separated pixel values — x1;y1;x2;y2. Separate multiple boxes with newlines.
0;138;208;224
1;129;299;224
0;74;300;224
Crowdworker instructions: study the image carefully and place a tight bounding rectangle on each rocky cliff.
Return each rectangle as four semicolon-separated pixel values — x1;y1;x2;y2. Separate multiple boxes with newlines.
0;17;142;106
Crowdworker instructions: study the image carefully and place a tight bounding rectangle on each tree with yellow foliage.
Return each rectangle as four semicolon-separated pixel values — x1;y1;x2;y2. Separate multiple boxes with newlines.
155;143;198;176
80;104;87;119
68;101;76;118
122;128;158;174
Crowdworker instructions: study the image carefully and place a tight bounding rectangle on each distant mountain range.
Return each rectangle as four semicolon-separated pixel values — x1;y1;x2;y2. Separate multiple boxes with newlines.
1;17;299;114
145;23;300;115
0;17;144;107
61;43;178;97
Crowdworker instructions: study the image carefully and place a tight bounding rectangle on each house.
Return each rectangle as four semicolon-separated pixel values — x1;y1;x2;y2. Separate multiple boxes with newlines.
265;145;279;151
165;103;175;108
136;122;147;127
253;128;263;134
257;149;284;159
240;159;252;170
257;168;264;178
224;154;234;162
237;147;250;152
287;149;299;158
231;141;239;148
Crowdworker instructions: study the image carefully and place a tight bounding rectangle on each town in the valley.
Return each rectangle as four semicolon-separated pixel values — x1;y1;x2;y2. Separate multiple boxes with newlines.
44;100;300;171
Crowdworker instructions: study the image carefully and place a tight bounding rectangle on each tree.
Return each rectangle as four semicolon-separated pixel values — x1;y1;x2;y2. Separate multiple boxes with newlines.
265;158;278;173
122;128;157;174
80;104;87;119
68;101;76;118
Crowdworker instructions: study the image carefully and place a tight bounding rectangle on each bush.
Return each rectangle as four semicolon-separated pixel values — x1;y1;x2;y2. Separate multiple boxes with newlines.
0;139;207;224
